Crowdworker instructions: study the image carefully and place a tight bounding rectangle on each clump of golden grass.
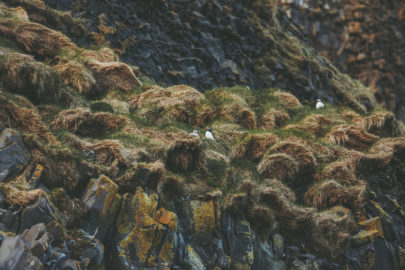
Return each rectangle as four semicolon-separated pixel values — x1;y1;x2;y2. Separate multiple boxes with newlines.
158;174;185;201
211;121;247;143
258;153;299;181
260;178;296;203
3;0;88;39
51;108;126;137
248;205;276;241
80;139;145;168
26;140;80;191
227;180;277;240
0;184;44;207
85;60;141;95
0;52;61;103
0;5;29;21
310;206;356;259
304;180;367;209
130;85;205;124
230;133;278;161
206;89;257;129
354;111;396;136
0;91;59;145
259;108;290;130
286;114;339;137
304;141;337;163
0;21;76;58
80;47;118;62
326;124;378;151
0;162;41;207
166;137;204;172
272;90;302;108
358;137;405;171
267;140;317;175
52;59;96;95
258;186;314;238
318;159;358;185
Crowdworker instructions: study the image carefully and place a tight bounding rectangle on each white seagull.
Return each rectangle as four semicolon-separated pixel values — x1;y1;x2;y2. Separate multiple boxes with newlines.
316;99;325;109
189;130;199;138
205;127;216;141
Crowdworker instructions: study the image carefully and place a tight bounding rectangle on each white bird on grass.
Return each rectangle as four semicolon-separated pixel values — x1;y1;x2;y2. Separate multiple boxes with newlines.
316;99;324;109
189;130;200;138
205;127;216;141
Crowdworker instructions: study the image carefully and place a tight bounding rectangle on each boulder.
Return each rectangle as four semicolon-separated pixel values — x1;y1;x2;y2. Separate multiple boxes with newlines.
115;187;178;268
0;129;30;182
184;245;206;270
0;208;19;233
21;223;49;258
19;196;55;233
81;174;120;241
0;236;44;270
61;259;81;270
79;239;104;266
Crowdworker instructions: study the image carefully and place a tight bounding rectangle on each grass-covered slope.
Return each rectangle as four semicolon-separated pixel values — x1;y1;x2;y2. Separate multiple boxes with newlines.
0;1;405;270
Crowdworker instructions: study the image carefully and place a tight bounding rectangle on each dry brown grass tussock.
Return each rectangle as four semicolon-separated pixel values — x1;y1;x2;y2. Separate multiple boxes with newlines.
358;137;405;171
260;178;296;203
0;5;29;21
4;21;75;58
230;133;278;161
166;137;204;172
79;47;118;63
272;90;302;108
304;180;367;209
85;60;141;95
267;140;317;174
318;160;358;186
310;206;356;258
81;140;137;167
210;90;257;129
326;124;378;151
0;52;61;103
0;91;59;145
305;141;337;163
285;114;339;137
259;108;290;130
0;184;44;207
354;111;396;136
52;59;95;95
211;122;247;143
51;108;126;137
259;186;315;238
258;153;299;181
130;85;205;123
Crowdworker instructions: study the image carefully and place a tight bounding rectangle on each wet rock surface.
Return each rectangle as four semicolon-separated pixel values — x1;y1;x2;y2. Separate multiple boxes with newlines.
0;129;30;182
42;0;376;111
279;0;405;121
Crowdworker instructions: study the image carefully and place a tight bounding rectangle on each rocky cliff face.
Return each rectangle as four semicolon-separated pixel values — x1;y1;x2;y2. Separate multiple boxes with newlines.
0;1;405;270
278;0;405;121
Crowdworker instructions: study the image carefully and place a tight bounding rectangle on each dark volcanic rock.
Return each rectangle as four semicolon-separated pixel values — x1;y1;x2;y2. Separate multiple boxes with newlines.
279;0;405;120
0;129;30;181
19;196;55;233
42;0;376;112
0;236;44;270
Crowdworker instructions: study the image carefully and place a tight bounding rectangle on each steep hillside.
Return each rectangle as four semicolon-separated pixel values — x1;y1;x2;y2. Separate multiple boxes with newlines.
9;0;377;114
278;0;405;121
0;1;405;270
